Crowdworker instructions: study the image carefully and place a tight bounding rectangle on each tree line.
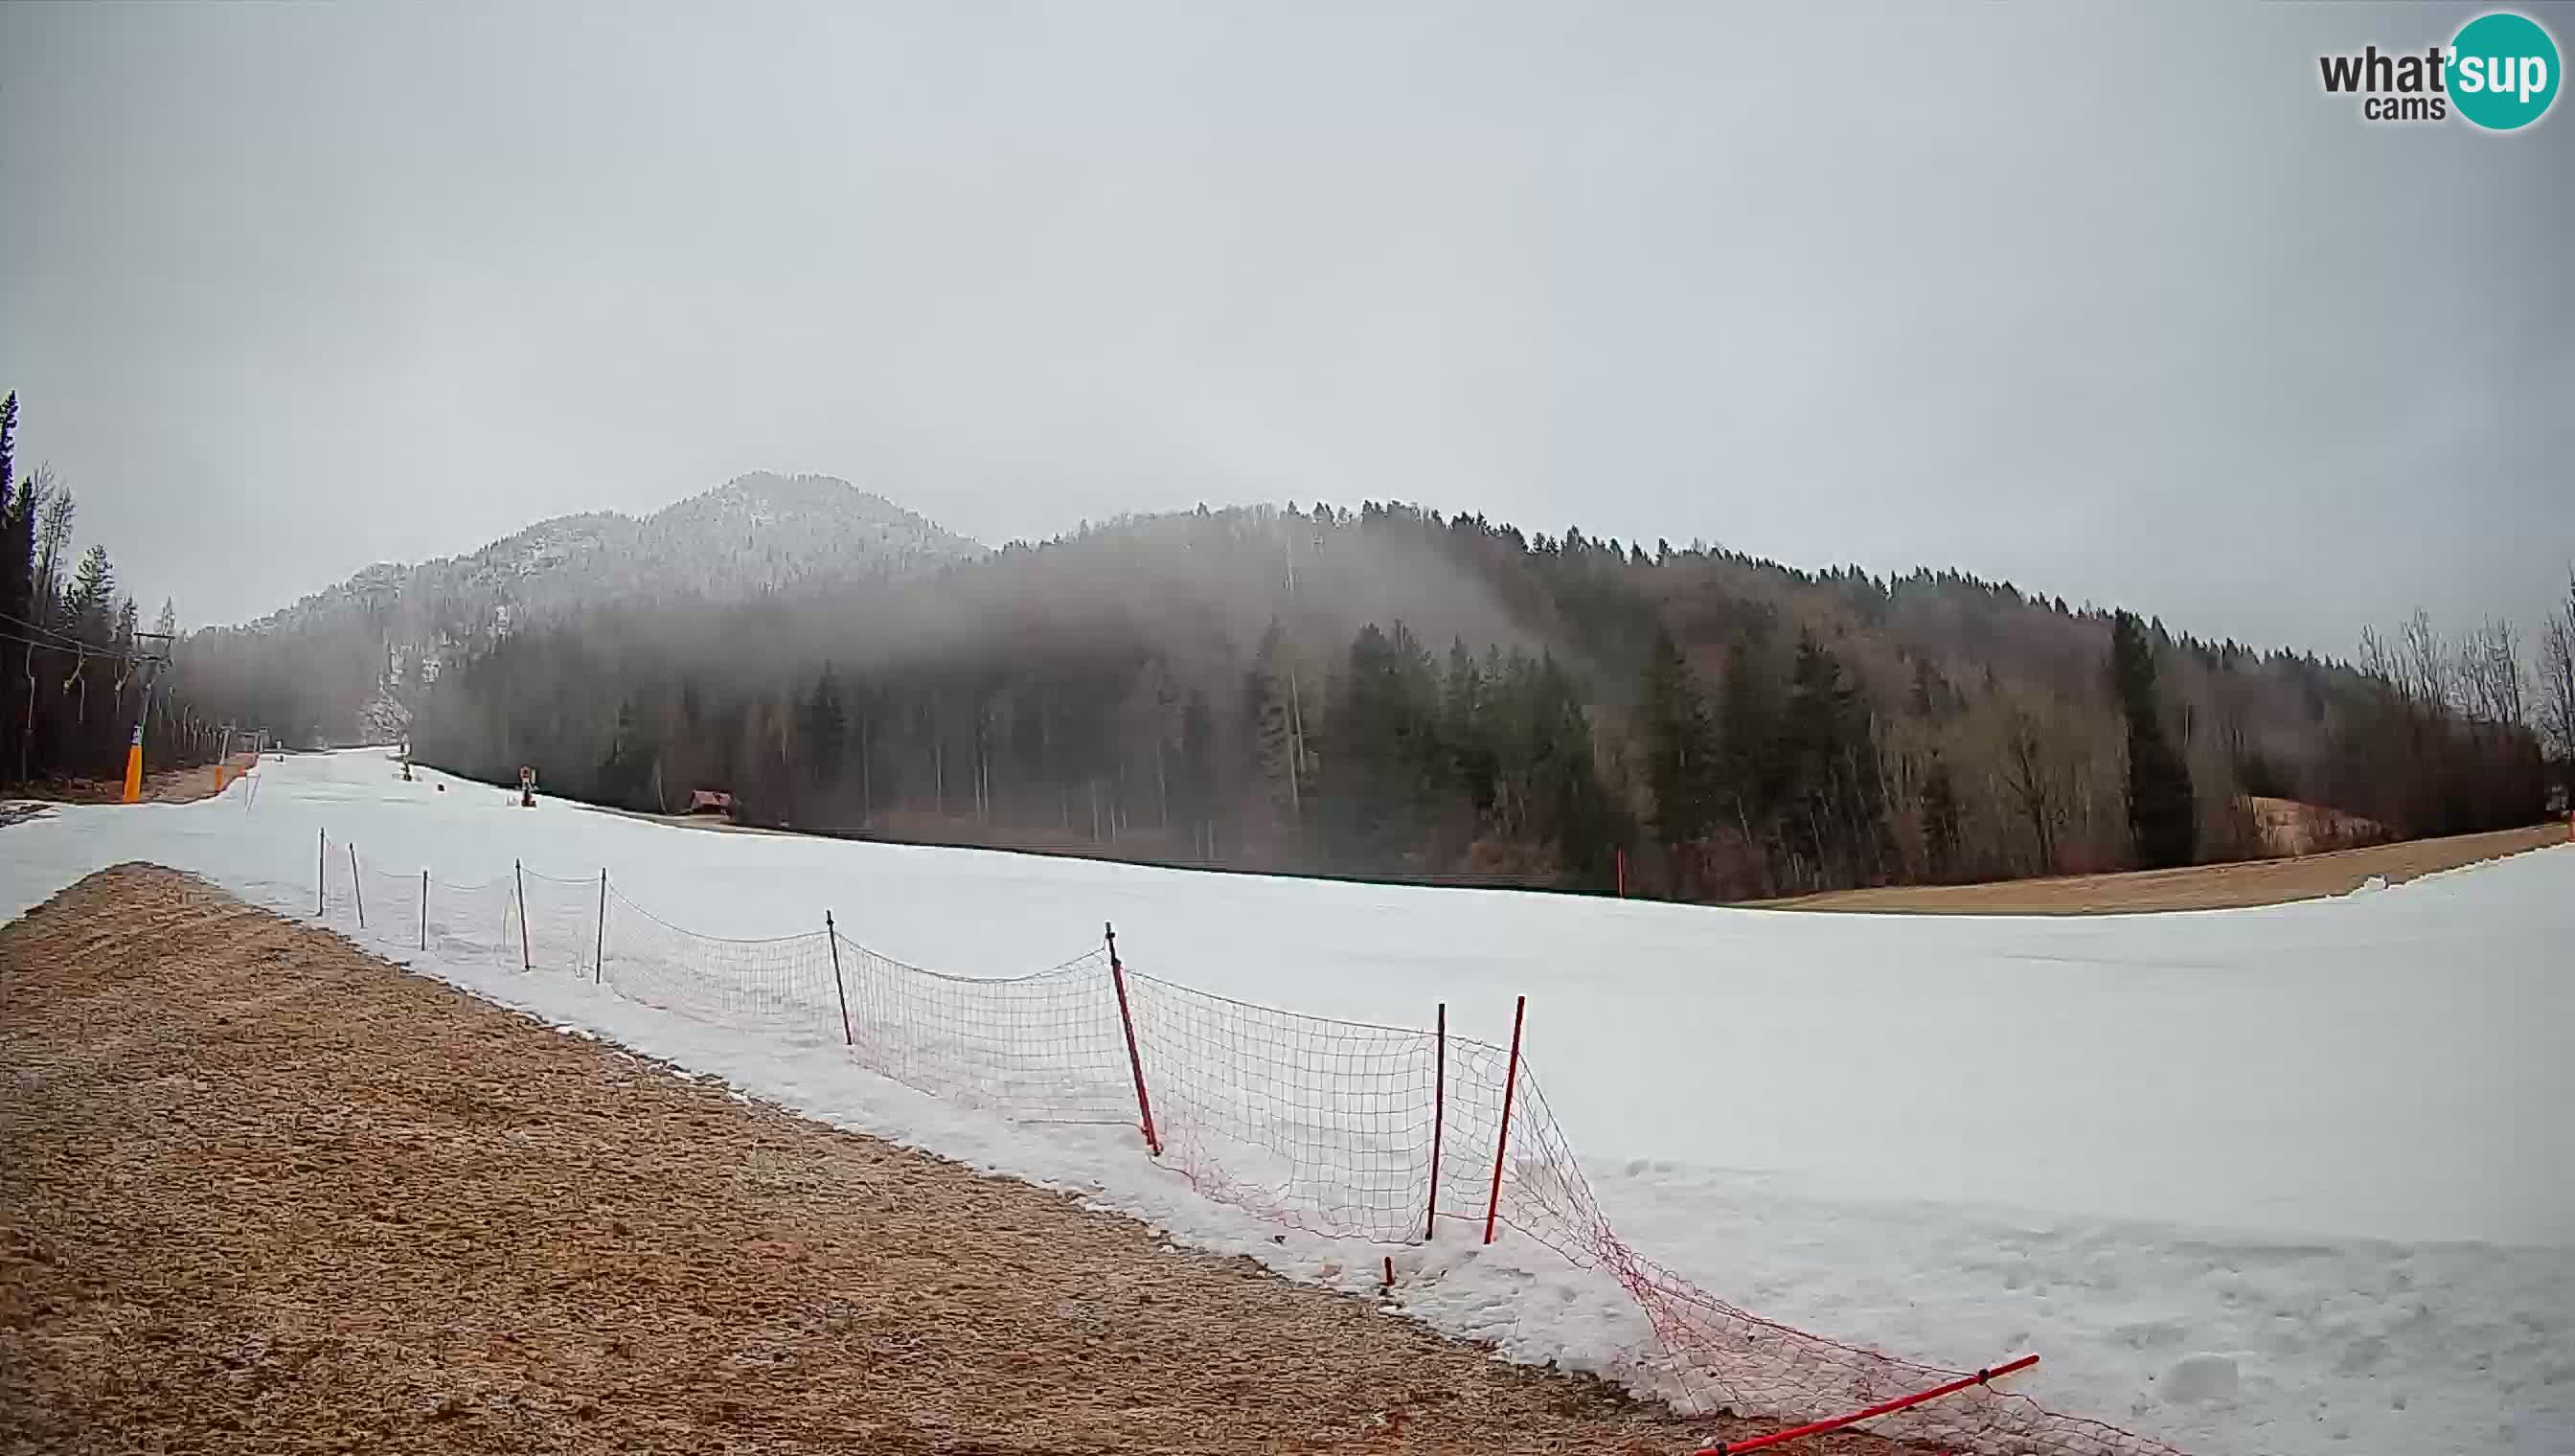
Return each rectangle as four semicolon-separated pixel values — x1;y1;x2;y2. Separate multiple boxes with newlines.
178;495;2569;899
0;393;227;791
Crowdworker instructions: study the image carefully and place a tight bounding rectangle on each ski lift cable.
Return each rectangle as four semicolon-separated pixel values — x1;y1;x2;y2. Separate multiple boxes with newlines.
0;607;89;651
0;620;153;667
0;610;173;664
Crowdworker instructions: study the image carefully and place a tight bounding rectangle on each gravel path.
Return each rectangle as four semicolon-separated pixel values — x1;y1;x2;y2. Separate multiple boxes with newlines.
1;864;1911;1456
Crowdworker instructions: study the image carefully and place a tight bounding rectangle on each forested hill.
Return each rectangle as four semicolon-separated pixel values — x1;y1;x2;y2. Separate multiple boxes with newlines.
177;473;982;741
186;499;2559;902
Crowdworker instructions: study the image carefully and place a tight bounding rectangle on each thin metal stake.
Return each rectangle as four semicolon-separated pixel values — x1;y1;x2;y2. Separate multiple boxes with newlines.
826;911;854;1046
1425;1001;1447;1241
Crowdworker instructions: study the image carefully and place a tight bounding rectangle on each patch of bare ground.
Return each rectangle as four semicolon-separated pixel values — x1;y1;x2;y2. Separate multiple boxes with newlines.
0;866;1914;1456
12;752;260;808
1752;822;2569;915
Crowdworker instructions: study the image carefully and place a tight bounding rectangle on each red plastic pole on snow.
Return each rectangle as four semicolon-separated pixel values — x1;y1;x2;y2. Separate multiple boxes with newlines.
315;829;325;917
349;844;366;929
1688;1354;2041;1455
1424;1001;1447;1240
1483;993;1525;1245
1105;922;1161;1156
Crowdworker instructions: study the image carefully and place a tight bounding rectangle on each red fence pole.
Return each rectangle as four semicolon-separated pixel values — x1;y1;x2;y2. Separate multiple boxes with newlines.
825;911;854;1046
514;859;531;972
349;844;365;929
1425;1001;1447;1241
1689;1354;2039;1455
1483;994;1525;1245
1105;922;1161;1156
420;869;428;950
316;829;326;917
594;870;607;984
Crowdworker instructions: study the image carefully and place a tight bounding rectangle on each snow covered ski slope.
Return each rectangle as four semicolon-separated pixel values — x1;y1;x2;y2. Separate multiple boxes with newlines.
3;749;2568;1455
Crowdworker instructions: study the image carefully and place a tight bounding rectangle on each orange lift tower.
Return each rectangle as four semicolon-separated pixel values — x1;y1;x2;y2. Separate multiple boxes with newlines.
118;630;175;803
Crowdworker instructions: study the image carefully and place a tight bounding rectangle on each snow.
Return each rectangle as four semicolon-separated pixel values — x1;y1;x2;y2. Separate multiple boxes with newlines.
2164;1355;2243;1406
4;748;2570;1456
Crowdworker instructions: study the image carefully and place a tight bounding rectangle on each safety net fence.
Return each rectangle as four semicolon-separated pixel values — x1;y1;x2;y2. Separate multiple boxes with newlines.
318;834;2186;1456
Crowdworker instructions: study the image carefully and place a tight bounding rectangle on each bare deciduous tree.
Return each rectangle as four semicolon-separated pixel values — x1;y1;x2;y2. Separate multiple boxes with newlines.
2454;618;2527;729
1997;705;2060;876
2401;608;2452;714
2540;570;2575;793
31;469;71;613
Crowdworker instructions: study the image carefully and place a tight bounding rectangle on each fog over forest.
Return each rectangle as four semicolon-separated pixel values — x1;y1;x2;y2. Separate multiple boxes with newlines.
124;467;2575;902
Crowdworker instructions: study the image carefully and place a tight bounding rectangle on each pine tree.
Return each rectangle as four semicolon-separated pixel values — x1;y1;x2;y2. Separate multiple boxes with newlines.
1442;637;1497;816
1242;619;1308;823
1176;687;1219;856
68;545;115;644
597;696;653;808
1637;629;1718;854
1777;633;1890;884
1316;622;1447;870
801;665;848;801
1515;651;1625;887
2112;609;2197;868
1714;633;1779;836
155;599;177;639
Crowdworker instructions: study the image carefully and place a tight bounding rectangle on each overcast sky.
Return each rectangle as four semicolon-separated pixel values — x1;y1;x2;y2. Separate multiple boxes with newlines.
2;1;2566;652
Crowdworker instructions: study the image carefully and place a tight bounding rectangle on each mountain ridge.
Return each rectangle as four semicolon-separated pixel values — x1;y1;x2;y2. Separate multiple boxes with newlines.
181;471;985;743
232;471;984;635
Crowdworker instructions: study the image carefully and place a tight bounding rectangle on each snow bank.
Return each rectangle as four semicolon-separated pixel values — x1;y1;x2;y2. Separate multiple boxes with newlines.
3;749;2569;1455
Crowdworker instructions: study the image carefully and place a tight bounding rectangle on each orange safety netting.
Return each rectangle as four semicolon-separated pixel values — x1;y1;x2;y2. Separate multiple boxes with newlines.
319;839;2189;1456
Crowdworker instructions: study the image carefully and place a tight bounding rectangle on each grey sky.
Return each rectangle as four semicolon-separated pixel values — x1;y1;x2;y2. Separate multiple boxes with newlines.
2;1;2566;653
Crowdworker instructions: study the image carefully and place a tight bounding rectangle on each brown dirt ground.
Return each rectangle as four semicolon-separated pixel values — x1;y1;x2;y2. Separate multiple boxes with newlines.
1751;821;2571;915
17;752;260;807
0;865;1914;1456
593;779;2567;915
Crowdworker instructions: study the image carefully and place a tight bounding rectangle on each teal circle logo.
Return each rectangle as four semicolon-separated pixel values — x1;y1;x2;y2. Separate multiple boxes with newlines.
2450;11;2560;130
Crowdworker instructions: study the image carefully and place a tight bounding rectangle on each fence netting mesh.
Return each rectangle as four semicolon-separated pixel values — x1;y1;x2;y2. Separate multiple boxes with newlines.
1126;971;1442;1242
312;842;2186;1456
832;935;1132;1124
505;867;604;980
